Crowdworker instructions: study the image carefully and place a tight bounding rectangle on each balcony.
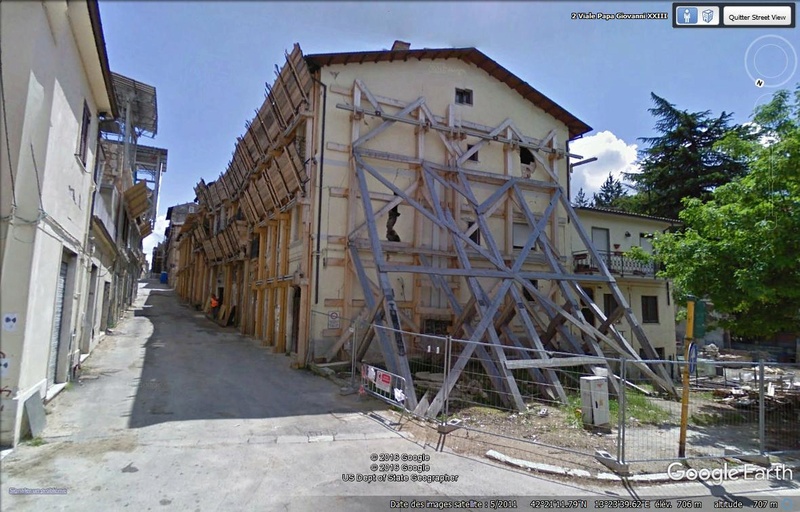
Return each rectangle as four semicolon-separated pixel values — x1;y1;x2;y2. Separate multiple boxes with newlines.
572;250;658;278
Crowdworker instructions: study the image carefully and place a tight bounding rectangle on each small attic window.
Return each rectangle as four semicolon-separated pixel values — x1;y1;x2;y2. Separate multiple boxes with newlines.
455;88;473;105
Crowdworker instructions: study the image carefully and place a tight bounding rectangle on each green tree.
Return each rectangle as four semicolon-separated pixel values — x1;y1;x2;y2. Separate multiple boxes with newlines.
573;187;591;207
653;86;800;338
627;93;754;220
592;173;627;207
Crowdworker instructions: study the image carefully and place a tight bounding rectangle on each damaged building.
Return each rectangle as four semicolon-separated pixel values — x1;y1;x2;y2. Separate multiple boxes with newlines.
172;41;676;417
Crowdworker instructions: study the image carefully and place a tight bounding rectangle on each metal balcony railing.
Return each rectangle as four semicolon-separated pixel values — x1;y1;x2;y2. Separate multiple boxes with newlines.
572;250;657;278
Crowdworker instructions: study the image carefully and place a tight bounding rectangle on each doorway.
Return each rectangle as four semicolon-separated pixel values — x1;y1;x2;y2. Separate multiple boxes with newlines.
290;286;301;354
48;261;69;386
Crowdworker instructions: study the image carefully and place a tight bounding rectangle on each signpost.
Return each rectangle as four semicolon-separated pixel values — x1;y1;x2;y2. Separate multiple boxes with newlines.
679;299;695;458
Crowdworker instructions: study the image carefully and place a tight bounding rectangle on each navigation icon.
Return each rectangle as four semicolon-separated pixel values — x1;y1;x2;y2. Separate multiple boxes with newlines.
677;7;698;24
756;78;765;88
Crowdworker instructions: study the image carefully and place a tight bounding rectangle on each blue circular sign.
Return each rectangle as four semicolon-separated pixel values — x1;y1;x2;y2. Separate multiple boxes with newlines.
688;343;698;374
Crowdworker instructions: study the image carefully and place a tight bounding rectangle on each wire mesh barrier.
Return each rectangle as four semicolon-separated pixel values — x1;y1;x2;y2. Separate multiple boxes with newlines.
621;359;800;464
361;323;800;471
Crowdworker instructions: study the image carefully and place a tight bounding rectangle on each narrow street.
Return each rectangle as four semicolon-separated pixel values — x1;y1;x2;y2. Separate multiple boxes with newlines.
1;282;604;511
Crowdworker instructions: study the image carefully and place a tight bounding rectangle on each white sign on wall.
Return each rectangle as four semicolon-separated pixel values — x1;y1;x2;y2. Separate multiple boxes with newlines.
328;311;340;329
2;313;18;332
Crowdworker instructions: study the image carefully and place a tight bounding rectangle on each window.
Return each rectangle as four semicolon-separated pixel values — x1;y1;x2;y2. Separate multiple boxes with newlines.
603;293;618;317
467;221;480;246
520;147;534;165
466;144;479;162
455;88;473;105
641;295;659;323
581;288;596;326
422;318;451;336
639;347;665;359
522;280;539;301
512;223;535;250
77;101;91;166
250;237;260;259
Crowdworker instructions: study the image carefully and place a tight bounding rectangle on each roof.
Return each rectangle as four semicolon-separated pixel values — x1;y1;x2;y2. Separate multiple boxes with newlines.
576;206;681;224
111;72;158;136
86;1;118;118
305;47;592;139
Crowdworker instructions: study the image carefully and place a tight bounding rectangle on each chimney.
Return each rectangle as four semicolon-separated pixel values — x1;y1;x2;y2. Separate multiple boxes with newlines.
391;40;411;51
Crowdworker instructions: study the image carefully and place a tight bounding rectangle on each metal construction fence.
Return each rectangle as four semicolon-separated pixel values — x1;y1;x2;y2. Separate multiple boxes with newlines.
354;324;800;468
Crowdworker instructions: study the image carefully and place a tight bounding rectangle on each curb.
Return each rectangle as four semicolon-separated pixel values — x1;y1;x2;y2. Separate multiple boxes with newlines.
485;449;800;483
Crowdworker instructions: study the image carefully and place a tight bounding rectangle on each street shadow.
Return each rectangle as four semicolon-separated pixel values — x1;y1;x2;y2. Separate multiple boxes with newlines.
128;285;376;428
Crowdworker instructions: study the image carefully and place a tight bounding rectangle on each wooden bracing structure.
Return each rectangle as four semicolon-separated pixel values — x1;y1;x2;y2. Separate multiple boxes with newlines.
336;81;677;417
175;44;314;360
172;44;677;410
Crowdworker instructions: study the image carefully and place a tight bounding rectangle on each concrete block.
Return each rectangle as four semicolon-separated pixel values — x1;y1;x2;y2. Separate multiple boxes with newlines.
594;449;630;475
308;435;334;443
276;435;308;444
333;433;366;441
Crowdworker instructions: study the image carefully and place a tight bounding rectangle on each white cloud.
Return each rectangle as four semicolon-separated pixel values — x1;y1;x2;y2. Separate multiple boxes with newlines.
570;131;639;201
143;214;169;267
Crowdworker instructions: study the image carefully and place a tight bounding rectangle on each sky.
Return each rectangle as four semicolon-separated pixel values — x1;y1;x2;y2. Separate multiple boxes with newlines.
96;1;799;262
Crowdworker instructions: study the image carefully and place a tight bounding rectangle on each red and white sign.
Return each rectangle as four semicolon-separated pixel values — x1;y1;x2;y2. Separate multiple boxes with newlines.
375;371;392;392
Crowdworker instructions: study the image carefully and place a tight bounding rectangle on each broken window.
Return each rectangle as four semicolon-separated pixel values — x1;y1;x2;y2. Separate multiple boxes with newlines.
466;144;479;162
520;147;534;165
467;221;480;246
386;205;401;242
521;279;539;301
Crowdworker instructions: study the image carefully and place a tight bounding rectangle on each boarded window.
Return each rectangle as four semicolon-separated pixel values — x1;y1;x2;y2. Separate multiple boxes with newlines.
512;223;536;249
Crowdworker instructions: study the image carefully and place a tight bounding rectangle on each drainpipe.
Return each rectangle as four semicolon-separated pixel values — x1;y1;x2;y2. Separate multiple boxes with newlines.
309;73;327;304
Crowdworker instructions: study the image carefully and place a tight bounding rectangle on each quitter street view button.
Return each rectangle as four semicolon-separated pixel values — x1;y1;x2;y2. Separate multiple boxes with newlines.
724;5;794;26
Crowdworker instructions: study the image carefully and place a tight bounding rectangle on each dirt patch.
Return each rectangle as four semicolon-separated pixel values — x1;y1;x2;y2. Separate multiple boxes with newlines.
3;435;138;478
387;398;797;480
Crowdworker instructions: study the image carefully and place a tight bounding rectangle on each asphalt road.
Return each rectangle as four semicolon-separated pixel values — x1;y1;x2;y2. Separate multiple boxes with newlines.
1;281;609;511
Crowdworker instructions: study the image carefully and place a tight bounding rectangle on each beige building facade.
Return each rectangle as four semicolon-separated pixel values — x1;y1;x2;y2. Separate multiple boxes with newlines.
0;0;116;446
174;42;676;413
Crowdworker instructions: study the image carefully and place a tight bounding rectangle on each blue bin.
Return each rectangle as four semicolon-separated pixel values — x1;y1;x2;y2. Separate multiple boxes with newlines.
160;271;168;284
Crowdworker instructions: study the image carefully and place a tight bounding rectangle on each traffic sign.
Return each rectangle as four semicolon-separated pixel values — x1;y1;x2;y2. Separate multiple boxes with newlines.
688;342;698;374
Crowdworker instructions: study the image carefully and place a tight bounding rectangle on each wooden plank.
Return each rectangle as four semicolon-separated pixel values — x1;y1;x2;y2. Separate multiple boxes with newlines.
505;356;606;370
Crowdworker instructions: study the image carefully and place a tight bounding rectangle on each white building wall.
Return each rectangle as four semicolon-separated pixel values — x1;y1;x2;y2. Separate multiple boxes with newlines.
571;209;678;361
0;1;110;446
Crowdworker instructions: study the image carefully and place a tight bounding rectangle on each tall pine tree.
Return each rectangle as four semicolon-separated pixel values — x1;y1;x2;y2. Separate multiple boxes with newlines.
573;187;591;207
626;94;753;219
592;173;627;207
